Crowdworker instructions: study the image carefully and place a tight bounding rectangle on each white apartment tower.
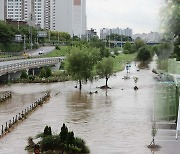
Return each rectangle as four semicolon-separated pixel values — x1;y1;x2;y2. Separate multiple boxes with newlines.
2;0;55;30
55;0;86;37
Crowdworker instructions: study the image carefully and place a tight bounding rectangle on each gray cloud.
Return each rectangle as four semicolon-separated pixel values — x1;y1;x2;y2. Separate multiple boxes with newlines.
86;0;161;34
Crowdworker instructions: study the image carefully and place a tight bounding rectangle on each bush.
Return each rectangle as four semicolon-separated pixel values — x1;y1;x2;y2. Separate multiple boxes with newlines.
45;67;52;78
20;70;28;79
137;46;152;62
55;46;61;50
44;126;52;137
28;75;35;81
0;43;23;52
41;135;61;152
39;68;46;78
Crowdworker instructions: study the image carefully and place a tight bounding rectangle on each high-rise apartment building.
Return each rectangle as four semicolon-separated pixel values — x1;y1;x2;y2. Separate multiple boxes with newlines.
55;0;86;37
1;0;86;34
100;27;133;39
1;0;55;30
0;0;4;20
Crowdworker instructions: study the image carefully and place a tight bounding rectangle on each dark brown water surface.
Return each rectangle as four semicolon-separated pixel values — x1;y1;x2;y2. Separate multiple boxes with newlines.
0;62;157;154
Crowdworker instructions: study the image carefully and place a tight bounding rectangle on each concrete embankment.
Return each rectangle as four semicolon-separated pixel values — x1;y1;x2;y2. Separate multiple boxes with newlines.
0;92;50;139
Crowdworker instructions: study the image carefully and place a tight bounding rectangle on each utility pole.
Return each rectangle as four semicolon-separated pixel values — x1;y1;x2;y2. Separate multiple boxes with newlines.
58;32;59;45
109;30;110;52
30;26;32;50
23;35;26;51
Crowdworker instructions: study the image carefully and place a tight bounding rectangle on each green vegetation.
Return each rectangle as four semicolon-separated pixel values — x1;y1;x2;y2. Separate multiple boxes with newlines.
65;47;99;89
137;46;152;62
20;70;28;79
15;69;69;83
26;124;90;154
41;46;70;57
0;20;38;52
96;57;114;88
113;53;137;72
161;0;180;60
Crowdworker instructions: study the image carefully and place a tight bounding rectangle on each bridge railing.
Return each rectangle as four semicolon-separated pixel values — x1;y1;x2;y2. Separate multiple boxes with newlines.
0;57;64;75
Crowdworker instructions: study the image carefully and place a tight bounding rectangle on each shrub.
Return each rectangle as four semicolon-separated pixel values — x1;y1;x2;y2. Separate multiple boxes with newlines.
20;70;28;79
55;46;61;50
44;126;52;137
59;123;68;143
137;46;152;62
28;75;35;81
39;68;46;78
41;135;61;152
45;67;52;78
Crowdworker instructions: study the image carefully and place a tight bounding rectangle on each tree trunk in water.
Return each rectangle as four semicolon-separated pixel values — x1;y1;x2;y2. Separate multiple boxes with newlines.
106;77;108;87
79;80;82;90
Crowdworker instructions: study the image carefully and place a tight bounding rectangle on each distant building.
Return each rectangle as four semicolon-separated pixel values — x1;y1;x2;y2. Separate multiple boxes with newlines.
55;0;86;37
1;0;87;34
1;0;56;30
100;27;133;39
122;28;133;37
132;32;161;43
0;0;4;20
86;28;97;40
100;28;110;40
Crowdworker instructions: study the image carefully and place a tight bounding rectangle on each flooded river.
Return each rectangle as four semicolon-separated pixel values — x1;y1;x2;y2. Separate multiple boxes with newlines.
0;62;156;154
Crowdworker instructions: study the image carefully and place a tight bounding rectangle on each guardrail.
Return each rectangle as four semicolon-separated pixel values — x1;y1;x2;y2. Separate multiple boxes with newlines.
0;91;12;102
0;57;64;75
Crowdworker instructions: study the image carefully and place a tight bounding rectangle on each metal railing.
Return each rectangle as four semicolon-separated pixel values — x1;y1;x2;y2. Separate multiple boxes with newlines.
0;57;64;75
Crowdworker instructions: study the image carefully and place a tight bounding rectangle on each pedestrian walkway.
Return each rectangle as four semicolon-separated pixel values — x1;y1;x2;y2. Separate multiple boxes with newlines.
155;127;180;154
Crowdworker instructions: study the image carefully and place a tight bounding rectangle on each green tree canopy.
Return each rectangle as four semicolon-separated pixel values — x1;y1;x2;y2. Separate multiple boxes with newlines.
20;70;28;79
134;38;146;51
161;0;180;60
65;47;99;89
137;46;152;62
123;41;132;54
96;57;114;87
0;21;15;43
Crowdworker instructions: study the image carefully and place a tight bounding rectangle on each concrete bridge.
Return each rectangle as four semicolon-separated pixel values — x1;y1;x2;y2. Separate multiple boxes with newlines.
0;57;64;82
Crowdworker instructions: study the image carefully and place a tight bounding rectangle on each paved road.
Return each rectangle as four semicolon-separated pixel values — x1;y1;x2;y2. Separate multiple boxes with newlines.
0;57;64;67
26;46;55;57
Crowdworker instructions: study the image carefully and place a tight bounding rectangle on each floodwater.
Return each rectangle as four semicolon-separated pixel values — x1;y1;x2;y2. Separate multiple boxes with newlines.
0;61;157;154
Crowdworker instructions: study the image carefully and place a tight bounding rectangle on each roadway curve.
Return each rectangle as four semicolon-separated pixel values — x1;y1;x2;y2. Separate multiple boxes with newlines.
27;46;55;57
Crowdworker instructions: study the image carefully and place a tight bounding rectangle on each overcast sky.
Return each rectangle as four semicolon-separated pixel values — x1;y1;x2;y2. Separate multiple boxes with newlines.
86;0;162;35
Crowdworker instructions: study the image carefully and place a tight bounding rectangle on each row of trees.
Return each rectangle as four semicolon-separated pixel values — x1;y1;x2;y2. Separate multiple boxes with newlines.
65;46;114;89
0;20;71;52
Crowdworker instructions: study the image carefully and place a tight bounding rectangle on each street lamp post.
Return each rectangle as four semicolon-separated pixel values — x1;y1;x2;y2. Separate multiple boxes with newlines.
23;35;26;51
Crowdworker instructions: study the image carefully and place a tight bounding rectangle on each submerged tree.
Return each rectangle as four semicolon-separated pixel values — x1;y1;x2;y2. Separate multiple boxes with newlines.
96;57;114;88
148;122;158;148
137;46;152;62
65;47;99;89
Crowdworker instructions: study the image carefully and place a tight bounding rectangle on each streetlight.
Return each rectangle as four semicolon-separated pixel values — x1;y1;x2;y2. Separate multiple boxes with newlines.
23;35;26;51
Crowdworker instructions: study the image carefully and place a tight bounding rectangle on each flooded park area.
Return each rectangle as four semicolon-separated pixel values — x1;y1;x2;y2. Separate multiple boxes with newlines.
0;60;170;154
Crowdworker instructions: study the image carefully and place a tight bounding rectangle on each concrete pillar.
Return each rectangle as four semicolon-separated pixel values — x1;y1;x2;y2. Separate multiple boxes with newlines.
26;69;29;76
7;73;10;83
32;69;35;76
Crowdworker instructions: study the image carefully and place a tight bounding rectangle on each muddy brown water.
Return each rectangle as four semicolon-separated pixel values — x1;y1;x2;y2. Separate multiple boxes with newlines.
0;61;158;154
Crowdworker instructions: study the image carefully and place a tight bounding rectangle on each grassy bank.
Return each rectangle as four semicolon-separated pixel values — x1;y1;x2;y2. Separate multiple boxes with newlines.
41;46;70;57
113;52;137;72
